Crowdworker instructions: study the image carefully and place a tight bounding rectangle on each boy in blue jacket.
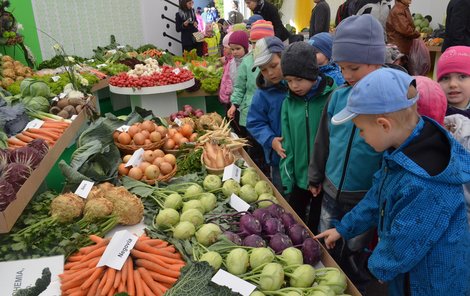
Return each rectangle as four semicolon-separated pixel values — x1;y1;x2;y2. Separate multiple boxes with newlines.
246;36;288;193
316;68;470;296
308;32;345;86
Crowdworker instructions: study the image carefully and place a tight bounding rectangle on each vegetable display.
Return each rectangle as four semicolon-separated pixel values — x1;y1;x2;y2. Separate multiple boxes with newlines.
0;55;33;89
7;119;70;149
202;142;235;171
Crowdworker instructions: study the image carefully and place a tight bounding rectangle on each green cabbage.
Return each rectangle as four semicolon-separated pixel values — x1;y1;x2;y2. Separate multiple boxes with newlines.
22;96;50;112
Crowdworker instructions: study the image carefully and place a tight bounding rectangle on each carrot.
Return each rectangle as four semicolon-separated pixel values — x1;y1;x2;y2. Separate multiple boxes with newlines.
134;241;181;259
113;270;122;289
89;234;104;244
121;257;129;286
16;133;34;143
140;279;157;296
131;248;184;269
127;258;136;296
61;276;83;292
134;259;180;278
61;267;95;284
147;270;178;285
86;278;100;296
67;287;86;296
101;268;116;296
159;282;172;289
106;287;116;296
158;246;176;253
81;245;106;262
153;254;184;265
80;238;109;255
7;137;27;147
143;239;168;247
71;256;100;270
27;128;61;140
41;118;71;126
81;267;105;290
67;255;85;262
22;131;56;143
98;269;109;289
138;267;163;296
153;280;169;294
87;257;100;268
118;281;126;293
64;261;80;270
134;269;145;296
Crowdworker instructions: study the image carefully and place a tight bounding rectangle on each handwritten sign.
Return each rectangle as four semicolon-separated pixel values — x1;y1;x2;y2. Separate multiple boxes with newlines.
23;119;44;131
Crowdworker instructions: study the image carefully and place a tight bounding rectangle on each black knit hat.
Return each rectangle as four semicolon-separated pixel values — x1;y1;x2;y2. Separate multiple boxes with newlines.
281;42;319;81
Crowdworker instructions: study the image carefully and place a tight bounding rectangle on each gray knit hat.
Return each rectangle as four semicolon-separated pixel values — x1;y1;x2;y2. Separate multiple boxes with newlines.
332;14;386;65
281;42;319;81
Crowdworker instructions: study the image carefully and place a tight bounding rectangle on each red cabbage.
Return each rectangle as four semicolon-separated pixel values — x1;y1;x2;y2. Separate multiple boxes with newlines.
27;139;49;158
224;231;242;245
262;217;285;236
9;146;42;169
242;234;266;247
288;224;310;245
0;179;16;211
0;149;8;173
238;213;262;237
302;237;322;266
4;163;32;191
269;233;293;253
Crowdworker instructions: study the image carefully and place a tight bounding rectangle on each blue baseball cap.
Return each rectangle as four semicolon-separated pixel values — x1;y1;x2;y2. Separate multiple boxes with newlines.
331;68;419;125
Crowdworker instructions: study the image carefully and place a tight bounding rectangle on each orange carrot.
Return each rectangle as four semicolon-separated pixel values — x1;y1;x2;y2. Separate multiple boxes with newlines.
16;133;34;143
147;270;178;284
80;239;109;255
106;287;116;296
113;270;122;289
67;255;85;262
153;280;169;294
134;241;181;259
143;239;168;248
86;278;100;296
118;281;126;293
127;258;135;296
89;234;104;244
138;267;163;296
81;245;106;262
61;276;83;292
27;128;61;140
7;137;27;147
140;279;157;296
121;257;129;286
101;268;116;296
98;269;109;289
61;267;95;284
81;267;105;290
134;259;180;278
70;256;100;270
87;257;100;268
134;269;145;296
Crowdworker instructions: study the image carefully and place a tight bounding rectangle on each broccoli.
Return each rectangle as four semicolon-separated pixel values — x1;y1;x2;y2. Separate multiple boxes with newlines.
14;267;51;296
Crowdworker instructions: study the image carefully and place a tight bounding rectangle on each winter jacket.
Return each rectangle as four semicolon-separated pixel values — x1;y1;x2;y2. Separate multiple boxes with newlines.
253;0;290;41
205;32;221;56
385;0;420;55
335;117;470;296
280;75;336;193
308;86;383;206
219;56;234;104
445;114;470;225
442;0;470;51
246;74;289;166
319;63;345;86
446;104;470;119
176;9;199;48
230;53;260;127
309;0;331;37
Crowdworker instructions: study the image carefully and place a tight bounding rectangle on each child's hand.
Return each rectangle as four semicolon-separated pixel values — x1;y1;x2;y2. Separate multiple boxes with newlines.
314;228;342;249
227;105;236;119
272;137;286;159
309;184;322;197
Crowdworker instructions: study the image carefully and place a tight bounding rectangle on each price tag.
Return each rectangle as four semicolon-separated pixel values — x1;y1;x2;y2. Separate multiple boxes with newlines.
97;230;138;270
172;68;181;75
125;148;144;168
52;96;59;102
117;45;125;49
74;180;94;199
23;119;44;130
51;75;61;82
116;125;130;132
174;117;183;126
229;194;250;212
96;63;107;69
71;114;78;120
108;49;117;54
222;164;241;182
211;269;257;296
87;59;95;63
59;92;67;99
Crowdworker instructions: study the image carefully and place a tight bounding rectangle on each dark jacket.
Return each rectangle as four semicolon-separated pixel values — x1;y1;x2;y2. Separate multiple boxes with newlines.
442;0;470;51
175;9;199;47
385;0;420;55
446;105;470;119
309;0;331;37
254;1;290;41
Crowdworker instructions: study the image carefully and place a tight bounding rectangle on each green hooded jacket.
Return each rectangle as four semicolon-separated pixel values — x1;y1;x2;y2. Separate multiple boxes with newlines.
280;75;336;193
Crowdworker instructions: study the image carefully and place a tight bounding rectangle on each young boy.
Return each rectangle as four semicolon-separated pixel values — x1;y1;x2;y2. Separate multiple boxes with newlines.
246;36;288;193
280;41;337;231
308;14;385;289
203;24;221;56
308;32;345;86
316;68;470;295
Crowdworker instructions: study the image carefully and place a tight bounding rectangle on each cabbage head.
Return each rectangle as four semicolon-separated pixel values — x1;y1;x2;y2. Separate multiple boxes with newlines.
29;81;51;97
22;96;50;112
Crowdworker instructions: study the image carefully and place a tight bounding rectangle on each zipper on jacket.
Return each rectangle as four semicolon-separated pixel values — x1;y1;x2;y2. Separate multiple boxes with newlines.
378;166;389;232
305;100;311;163
335;125;357;204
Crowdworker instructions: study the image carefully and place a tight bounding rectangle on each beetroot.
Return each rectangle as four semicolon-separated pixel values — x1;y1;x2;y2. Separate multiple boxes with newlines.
252;207;272;224
302;238;322;266
262;217;285;236
266;203;285;218
238;213;262;237
0;179;16;211
280;212;296;229
269;233;293;253
4;163;32;191
288;224;310;245
242;234;266;247
224;231;242;245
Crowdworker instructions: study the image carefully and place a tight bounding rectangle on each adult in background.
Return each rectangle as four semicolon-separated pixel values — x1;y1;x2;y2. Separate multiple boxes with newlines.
309;0;330;38
228;0;244;25
442;0;470;51
335;0;355;26
245;0;290;42
385;0;420;55
175;0;203;56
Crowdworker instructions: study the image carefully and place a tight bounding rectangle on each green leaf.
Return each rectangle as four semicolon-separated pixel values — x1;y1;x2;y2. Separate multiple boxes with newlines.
122;176;155;198
70;139;104;169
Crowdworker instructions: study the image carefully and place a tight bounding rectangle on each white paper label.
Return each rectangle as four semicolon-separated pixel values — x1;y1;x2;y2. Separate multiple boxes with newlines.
229;194;250;212
52;96;59;102
23;119;44;130
172;68;181;75
70;115;78;121
125;148;144;168
59;92;67;99
117;45;125;49
96;63;107;69
97;230;138;270
0;255;64;296
116;125;130;132
51;75;61;82
174;117;183;126
222;164;241;182
75;180;94;199
87;59;95;63
211;269;257;296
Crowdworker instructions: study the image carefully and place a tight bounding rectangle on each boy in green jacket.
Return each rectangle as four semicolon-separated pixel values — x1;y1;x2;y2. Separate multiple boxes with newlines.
280;42;336;232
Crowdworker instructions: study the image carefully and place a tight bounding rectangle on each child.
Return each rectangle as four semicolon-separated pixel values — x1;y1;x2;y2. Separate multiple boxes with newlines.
415;75;447;125
204;24;221;57
246;36;288;193
279;41;337;231
316;68;470;296
437;46;470;118
307;14;385;290
308;32;346;86
218;32;234;110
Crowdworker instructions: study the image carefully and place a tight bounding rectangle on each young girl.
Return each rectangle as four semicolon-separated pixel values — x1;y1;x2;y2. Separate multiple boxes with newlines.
219;32;234;111
437;46;470;118
308;32;345;86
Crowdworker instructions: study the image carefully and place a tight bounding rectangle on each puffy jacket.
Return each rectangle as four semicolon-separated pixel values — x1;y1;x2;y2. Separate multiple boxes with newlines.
336;117;470;296
385;0;420;55
308;86;383;206
230;53;260;127
246;74;289;166
442;0;470;51
219;56;233;104
319;63;345;86
280;75;336;193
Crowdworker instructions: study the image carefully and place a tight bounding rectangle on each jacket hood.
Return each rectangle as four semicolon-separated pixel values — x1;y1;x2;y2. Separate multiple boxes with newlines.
385;117;470;185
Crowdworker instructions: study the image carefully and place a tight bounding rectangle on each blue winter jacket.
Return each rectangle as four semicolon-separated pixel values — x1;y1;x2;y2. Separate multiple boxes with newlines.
319;63;345;86
246;75;289;166
336;117;470;296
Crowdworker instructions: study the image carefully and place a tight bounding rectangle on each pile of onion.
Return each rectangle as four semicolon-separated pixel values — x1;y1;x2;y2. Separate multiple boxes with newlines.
163;123;198;150
118;149;177;184
113;120;167;146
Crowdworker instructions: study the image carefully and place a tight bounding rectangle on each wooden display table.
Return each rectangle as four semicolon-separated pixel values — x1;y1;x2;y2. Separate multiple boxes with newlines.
427;45;442;79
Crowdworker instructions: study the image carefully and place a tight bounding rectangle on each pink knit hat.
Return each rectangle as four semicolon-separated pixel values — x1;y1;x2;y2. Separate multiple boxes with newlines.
249;20;274;41
415;76;447;125
437;46;470;81
223;32;233;48
229;30;249;53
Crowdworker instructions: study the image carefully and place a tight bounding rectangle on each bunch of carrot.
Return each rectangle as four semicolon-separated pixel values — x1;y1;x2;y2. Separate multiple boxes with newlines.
7;119;71;150
60;234;185;296
141;49;163;58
